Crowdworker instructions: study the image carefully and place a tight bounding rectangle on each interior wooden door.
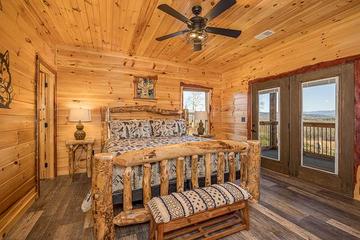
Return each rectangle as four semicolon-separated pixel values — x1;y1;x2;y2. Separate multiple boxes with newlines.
37;64;56;180
290;64;354;195
251;77;290;174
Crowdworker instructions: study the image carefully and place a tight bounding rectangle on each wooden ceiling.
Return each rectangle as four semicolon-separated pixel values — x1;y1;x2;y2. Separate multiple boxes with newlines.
21;0;360;71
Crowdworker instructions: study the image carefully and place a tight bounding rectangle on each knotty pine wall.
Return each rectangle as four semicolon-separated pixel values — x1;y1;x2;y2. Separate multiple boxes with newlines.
0;1;55;237
56;47;222;176
220;9;360;140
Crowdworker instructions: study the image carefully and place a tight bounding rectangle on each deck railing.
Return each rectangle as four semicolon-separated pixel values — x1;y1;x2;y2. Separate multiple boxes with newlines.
259;121;335;160
303;121;335;160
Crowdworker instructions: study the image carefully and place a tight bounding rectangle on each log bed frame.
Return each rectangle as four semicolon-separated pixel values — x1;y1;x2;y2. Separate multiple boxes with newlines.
92;105;261;240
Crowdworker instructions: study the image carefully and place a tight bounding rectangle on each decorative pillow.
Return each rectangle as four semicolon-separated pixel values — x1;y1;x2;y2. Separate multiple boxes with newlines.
127;120;151;139
109;120;128;139
109;120;151;139
176;119;187;136
151;119;180;137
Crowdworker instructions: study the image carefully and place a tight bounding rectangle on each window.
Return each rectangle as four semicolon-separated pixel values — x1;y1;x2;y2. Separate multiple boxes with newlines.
182;87;210;134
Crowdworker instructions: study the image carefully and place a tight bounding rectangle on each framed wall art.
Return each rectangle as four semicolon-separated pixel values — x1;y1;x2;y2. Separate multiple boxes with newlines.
133;76;157;100
0;50;13;109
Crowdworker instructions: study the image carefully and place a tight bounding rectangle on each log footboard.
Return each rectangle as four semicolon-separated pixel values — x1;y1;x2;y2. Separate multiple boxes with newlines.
92;140;260;240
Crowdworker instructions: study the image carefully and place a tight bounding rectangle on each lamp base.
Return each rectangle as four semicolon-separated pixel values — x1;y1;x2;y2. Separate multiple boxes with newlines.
74;121;86;140
197;120;205;135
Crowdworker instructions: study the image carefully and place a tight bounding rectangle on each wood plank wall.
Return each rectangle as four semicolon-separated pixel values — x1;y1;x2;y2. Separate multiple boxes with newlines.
0;1;55;237
56;46;222;176
219;9;360;140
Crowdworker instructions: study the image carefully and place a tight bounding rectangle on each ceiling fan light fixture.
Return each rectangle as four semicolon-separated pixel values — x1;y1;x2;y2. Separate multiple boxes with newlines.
187;30;207;42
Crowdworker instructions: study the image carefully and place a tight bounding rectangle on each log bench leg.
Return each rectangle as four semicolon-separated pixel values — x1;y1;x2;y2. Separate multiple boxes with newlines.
242;201;250;230
156;224;164;240
150;215;155;240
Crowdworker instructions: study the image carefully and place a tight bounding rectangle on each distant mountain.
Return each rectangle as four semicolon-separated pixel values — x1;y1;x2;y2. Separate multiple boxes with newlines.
259;110;335;121
303;110;335;117
303;110;335;120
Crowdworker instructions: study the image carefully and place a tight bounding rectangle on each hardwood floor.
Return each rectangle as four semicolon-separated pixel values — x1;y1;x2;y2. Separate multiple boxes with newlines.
6;171;360;240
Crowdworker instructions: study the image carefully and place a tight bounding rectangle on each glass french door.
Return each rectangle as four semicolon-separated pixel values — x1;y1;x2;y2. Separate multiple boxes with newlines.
251;78;290;174
251;64;354;195
290;64;354;194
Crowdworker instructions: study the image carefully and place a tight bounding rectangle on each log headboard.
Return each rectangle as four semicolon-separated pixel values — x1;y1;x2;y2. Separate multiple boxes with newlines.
100;105;189;148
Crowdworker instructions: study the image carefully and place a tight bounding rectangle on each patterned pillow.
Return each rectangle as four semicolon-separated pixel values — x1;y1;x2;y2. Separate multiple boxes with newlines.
176;119;187;136
109;120;128;139
109;120;151;139
151;119;180;137
127;120;151;139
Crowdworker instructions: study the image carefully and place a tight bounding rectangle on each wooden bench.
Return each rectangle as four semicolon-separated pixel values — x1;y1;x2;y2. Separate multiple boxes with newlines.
147;182;250;240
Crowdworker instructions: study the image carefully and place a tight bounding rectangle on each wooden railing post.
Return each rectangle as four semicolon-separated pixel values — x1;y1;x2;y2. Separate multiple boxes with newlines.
191;155;199;189
228;152;236;183
217;152;225;184
176;157;185;192
143;163;152;206
123;167;133;211
205;153;211;187
92;153;115;240
244;141;261;201
160;160;169;196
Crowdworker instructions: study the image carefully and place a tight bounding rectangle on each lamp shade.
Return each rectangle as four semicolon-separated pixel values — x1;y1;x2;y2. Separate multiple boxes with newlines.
194;111;208;120
68;108;92;122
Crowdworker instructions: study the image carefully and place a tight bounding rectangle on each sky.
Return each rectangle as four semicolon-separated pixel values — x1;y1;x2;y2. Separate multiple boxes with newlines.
259;82;336;113
183;91;206;112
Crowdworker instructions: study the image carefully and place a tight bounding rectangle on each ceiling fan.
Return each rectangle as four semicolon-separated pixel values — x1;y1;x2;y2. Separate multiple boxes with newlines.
155;0;241;51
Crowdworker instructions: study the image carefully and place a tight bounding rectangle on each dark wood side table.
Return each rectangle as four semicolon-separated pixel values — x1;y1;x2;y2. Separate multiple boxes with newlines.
65;139;95;180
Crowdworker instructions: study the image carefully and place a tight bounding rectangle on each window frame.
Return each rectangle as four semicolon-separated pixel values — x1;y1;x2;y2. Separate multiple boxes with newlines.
180;83;212;134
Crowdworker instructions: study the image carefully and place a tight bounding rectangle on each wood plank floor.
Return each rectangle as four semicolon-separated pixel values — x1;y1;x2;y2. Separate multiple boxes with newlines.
6;171;360;240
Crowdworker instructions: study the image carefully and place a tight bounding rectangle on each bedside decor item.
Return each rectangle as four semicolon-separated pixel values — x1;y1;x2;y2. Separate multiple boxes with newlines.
195;111;208;135
134;76;157;99
68;108;92;140
0;50;14;108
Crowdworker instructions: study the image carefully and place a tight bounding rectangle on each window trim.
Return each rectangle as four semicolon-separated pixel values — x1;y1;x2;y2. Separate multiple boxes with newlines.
180;83;212;134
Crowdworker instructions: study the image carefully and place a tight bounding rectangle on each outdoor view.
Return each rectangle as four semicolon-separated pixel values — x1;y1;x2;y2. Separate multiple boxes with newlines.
183;90;207;133
258;88;280;160
258;79;337;174
302;78;338;174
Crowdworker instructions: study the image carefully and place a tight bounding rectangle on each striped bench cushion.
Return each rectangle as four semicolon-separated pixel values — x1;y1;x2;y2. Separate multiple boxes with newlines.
147;182;250;224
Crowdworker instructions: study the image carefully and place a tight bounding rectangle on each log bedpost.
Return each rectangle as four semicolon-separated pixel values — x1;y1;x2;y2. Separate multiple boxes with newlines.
243;141;261;201
92;153;115;240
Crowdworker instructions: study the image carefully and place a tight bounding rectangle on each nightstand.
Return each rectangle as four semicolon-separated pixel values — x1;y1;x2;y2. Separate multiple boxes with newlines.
65;139;95;181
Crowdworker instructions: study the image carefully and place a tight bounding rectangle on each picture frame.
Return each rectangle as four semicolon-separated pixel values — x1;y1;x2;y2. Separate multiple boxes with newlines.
133;76;157;100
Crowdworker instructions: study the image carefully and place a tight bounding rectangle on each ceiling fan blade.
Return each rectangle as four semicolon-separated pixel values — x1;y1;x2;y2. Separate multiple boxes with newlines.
158;4;191;24
156;30;189;41
206;27;241;38
204;0;236;21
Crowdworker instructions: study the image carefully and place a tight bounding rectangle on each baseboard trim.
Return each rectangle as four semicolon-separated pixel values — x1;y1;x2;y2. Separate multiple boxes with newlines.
0;188;37;239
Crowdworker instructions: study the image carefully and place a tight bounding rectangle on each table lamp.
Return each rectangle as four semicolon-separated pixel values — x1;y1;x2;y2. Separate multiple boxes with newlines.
195;111;208;135
68;108;91;140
